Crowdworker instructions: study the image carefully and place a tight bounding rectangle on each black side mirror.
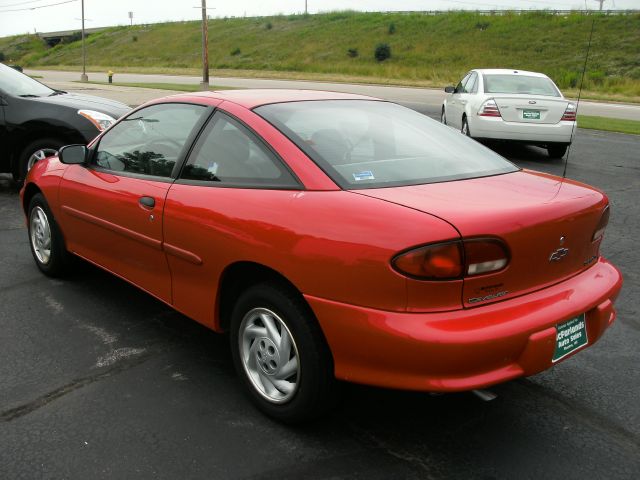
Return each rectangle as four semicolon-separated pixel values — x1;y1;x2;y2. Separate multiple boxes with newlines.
444;86;456;94
58;144;87;165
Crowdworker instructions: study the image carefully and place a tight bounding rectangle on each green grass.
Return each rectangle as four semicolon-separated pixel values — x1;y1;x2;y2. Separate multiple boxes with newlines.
3;11;638;99
78;81;239;92
578;115;640;135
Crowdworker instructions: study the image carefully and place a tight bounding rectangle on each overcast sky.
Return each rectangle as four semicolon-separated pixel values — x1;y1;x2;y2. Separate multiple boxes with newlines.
0;0;637;37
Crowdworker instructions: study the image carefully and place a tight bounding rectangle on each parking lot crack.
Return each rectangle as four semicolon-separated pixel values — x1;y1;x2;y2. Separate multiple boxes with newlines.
0;347;158;423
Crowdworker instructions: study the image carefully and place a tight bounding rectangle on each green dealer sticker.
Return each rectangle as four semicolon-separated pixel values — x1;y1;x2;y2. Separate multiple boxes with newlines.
553;314;588;363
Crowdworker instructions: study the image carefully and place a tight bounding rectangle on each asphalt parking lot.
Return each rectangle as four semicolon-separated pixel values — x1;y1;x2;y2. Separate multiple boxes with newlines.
1;122;638;478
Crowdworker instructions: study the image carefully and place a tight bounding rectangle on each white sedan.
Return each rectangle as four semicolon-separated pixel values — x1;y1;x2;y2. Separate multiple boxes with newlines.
441;69;577;158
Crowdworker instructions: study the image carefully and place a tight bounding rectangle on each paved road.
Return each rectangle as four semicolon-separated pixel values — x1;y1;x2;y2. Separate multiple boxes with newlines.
28;69;640;121
1;106;639;477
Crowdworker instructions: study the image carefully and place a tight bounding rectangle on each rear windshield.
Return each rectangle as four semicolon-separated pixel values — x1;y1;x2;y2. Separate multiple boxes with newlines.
255;100;518;189
483;74;560;97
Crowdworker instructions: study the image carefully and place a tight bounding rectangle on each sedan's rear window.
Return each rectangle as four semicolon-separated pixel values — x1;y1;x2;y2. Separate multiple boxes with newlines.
255;100;518;189
483;74;560;97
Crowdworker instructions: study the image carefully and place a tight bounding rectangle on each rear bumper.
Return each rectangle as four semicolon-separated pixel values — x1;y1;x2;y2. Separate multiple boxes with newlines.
306;258;622;392
469;115;575;143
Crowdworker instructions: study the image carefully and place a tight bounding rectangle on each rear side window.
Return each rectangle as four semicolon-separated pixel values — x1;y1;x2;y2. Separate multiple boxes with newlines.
180;112;299;188
483;74;560;97
94;103;206;178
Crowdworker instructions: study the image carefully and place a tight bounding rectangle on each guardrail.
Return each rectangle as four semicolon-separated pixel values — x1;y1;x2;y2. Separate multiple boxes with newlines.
377;10;639;16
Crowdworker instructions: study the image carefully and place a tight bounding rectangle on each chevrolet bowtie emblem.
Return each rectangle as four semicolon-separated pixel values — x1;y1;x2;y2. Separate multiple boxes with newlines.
549;247;569;262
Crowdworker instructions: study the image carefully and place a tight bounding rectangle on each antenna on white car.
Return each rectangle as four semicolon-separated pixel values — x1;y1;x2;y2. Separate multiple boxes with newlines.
563;16;596;179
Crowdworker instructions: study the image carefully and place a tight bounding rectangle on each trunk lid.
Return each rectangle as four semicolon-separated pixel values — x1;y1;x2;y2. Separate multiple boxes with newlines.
491;94;569;124
356;171;607;308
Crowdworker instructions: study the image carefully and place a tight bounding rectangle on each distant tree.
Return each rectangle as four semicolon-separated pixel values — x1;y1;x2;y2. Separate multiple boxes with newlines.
231;47;241;56
347;48;358;58
265;22;273;30
0;52;5;62
388;23;396;34
374;43;391;62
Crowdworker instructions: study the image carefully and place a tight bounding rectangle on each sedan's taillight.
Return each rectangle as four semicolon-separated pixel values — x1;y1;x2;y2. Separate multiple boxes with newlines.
561;103;577;121
592;205;610;242
478;99;501;117
392;238;509;280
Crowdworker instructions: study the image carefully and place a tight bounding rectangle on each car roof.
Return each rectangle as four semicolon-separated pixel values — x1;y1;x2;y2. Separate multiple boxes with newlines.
161;89;379;109
473;69;550;78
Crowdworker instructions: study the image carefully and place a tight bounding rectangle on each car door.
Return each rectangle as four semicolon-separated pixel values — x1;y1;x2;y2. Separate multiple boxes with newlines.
460;71;478;119
58;102;208;303
162;109;302;327
447;72;471;129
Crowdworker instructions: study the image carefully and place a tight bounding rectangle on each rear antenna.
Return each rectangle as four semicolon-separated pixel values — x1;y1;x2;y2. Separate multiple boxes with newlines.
563;15;596;179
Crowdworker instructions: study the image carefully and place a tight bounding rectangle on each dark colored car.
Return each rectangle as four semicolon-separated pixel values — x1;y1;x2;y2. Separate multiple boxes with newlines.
0;62;130;184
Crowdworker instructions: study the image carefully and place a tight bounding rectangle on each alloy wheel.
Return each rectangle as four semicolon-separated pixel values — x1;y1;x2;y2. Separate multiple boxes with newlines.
27;148;58;172
30;206;52;264
238;307;300;404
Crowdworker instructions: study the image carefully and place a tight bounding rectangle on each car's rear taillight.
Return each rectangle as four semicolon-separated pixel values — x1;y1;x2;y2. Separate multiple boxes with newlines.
392;242;463;280
392;238;509;280
592;205;610;242
478;99;501;117
561;103;577;121
464;239;510;275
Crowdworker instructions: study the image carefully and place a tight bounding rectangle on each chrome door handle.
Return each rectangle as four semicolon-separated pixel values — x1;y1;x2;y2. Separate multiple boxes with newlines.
139;196;155;209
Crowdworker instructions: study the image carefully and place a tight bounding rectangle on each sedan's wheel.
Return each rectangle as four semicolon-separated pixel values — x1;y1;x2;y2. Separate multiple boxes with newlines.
16;138;65;186
28;193;70;277
547;144;568;159
461;117;471;137
230;283;337;423
441;107;447;125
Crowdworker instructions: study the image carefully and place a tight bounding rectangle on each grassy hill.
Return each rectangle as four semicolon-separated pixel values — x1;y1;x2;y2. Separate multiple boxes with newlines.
1;11;639;98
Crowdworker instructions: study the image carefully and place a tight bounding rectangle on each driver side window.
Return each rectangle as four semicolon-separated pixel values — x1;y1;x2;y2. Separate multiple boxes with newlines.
94;103;206;178
455;73;471;94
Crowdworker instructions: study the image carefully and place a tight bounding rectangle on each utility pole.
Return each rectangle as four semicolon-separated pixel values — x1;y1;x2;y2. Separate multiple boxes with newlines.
128;12;133;26
80;0;87;82
200;0;209;90
305;1;308;14
594;0;606;10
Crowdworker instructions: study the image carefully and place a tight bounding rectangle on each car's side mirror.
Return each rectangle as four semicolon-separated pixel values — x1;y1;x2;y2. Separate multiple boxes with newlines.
444;86;456;94
58;144;88;165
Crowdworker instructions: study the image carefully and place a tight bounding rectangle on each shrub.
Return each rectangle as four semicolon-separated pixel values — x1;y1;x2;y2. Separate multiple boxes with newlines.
388;23;396;34
347;48;358;58
265;22;273;30
231;47;241;56
374;43;391;62
0;52;4;61
132;35;138;42
475;22;490;31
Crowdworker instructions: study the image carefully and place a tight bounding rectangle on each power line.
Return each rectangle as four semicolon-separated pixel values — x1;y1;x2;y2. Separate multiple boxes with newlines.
0;0;52;7
0;0;77;13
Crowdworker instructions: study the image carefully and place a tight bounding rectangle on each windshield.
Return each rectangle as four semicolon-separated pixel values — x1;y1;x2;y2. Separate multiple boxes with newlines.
483;74;561;97
0;62;55;97
255;100;518;189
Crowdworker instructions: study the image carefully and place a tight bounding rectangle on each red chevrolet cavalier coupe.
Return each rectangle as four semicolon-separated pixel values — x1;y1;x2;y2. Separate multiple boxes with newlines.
21;90;622;422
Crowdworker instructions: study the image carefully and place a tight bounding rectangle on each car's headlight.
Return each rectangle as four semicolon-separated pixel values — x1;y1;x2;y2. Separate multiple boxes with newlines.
78;109;116;131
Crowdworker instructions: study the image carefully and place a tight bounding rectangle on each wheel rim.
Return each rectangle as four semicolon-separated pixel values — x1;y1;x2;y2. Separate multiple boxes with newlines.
441;109;446;124
30;206;52;265
239;307;300;404
462;121;469;136
27;148;58;172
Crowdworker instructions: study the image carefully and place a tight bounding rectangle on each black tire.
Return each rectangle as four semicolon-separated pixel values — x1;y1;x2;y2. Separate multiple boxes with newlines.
461;116;471;137
441;107;447;125
230;282;337;423
27;193;70;277
547;144;568;159
15;138;65;185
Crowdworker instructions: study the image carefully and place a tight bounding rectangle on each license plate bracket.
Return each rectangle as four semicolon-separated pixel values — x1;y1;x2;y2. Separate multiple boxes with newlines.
553;314;588;363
